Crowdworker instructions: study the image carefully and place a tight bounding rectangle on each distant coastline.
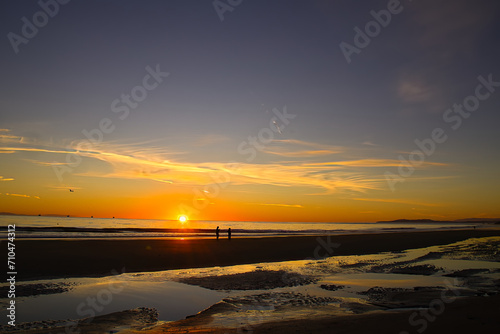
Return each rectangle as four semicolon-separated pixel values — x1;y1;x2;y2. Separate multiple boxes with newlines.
0;212;68;218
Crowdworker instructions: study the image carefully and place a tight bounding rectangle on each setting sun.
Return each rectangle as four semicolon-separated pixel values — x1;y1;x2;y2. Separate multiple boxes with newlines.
178;215;188;223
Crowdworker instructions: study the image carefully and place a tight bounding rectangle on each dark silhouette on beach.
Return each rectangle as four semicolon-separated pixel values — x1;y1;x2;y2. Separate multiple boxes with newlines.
228;227;231;240
216;226;220;240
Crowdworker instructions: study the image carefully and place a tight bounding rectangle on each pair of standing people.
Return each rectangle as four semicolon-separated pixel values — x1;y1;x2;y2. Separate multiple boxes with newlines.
216;226;231;240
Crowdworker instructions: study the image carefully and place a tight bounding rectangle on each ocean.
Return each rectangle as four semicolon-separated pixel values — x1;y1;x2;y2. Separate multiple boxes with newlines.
0;215;480;239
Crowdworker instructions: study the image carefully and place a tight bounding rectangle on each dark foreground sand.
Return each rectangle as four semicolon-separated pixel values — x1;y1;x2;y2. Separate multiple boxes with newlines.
141;294;500;334
243;294;500;334
15;294;500;333
12;229;500;281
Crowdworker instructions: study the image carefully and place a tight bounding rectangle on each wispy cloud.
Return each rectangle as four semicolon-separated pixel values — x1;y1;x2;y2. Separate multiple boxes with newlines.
398;77;434;104
7;193;30;198
263;149;338;157
27;160;68;166
152;178;174;184
60;144;382;193
49;185;83;191
0;131;452;195
305;159;447;168
262;139;344;157
273;139;343;151
0;147;71;155
247;203;304;208
0;176;14;181
3;193;40;199
0;134;24;142
42;138;376;193
226;163;381;193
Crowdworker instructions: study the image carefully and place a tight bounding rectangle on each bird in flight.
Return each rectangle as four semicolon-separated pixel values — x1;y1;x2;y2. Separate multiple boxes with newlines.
272;120;283;134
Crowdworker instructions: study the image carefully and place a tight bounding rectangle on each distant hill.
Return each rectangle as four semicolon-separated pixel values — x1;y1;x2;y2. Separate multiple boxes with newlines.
0;212;67;217
0;212;27;216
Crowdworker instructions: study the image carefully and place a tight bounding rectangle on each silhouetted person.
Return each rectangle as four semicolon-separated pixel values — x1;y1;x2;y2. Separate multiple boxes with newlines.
216;226;220;240
228;227;231;240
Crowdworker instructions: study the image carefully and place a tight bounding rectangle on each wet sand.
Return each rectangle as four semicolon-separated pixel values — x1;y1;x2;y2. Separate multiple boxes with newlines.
13;229;500;281
248;294;500;334
17;295;500;333
4;231;500;333
142;295;500;334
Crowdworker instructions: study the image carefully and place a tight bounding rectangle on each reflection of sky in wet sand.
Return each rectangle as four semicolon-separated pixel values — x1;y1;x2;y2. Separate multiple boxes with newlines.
1;277;223;323
423;259;500;271
323;273;448;290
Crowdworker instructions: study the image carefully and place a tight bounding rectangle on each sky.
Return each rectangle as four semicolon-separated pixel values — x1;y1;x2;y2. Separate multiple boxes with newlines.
1;0;500;222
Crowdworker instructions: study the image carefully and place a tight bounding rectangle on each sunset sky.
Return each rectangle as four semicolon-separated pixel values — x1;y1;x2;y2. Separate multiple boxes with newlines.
1;0;500;222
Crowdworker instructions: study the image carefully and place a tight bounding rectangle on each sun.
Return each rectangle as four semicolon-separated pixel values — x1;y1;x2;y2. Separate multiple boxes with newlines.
178;215;188;223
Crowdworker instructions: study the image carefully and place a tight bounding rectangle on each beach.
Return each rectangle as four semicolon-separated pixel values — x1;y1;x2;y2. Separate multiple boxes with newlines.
2;228;500;333
13;229;500;281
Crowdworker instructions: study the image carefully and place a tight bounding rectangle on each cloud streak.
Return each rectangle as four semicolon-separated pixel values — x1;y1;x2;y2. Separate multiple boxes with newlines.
247;203;304;208
262;139;344;157
0;132;452;195
2;193;40;199
305;159;447;168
